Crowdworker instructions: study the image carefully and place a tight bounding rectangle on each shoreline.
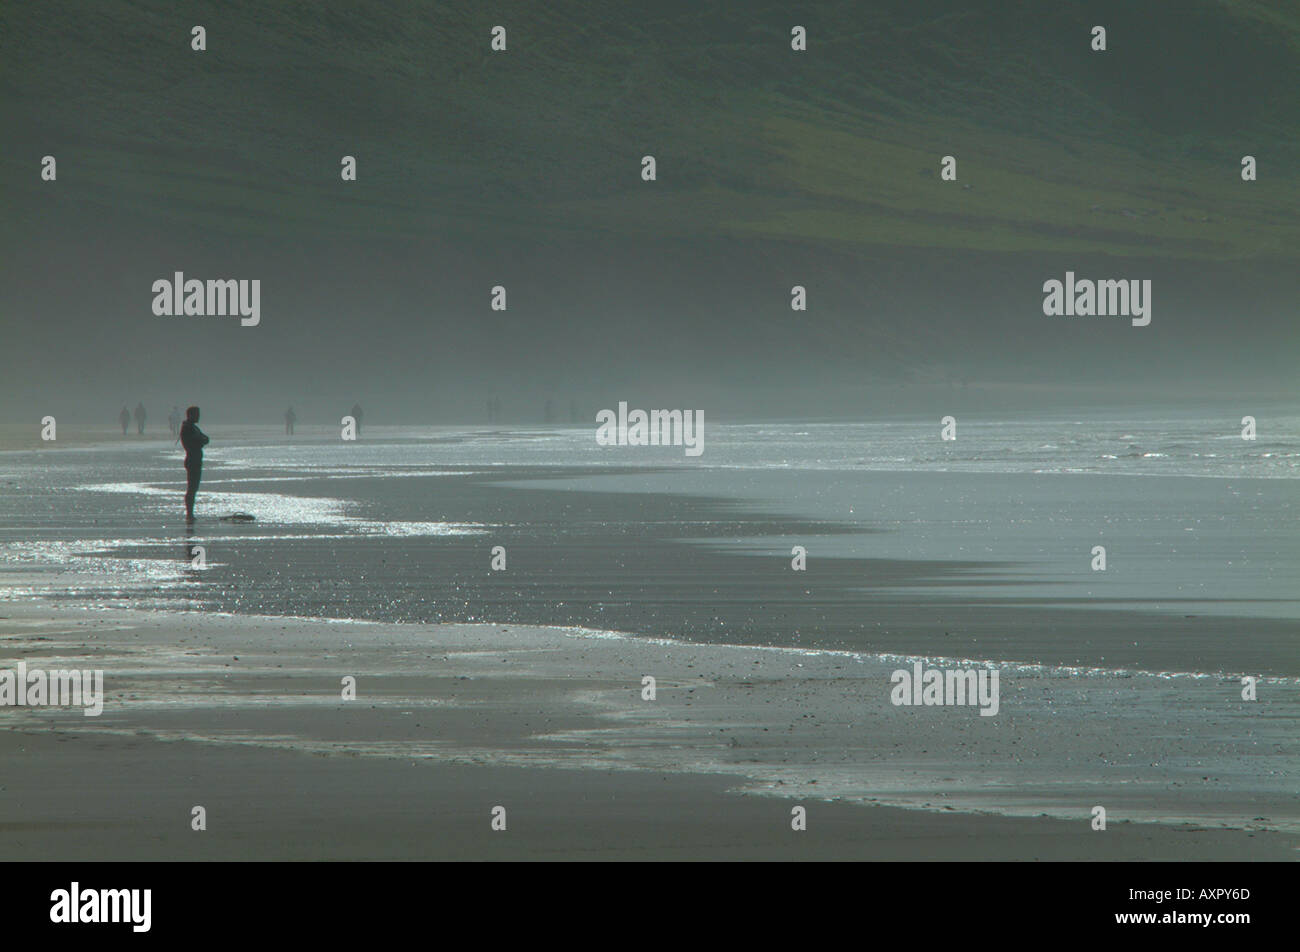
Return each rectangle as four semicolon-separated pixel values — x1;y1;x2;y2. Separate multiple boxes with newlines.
2;600;1296;860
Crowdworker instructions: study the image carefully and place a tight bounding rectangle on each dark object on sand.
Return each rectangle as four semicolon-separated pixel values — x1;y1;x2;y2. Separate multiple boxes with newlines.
219;513;257;523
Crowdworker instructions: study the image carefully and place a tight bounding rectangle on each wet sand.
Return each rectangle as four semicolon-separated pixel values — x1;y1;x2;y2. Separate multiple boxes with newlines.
21;461;1298;677
3;437;1296;860
1;603;1295;860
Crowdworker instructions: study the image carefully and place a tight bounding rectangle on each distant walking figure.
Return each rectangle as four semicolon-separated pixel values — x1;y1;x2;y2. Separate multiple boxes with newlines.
119;406;130;435
284;406;296;435
350;403;363;438
168;406;181;437
134;402;147;435
180;406;209;522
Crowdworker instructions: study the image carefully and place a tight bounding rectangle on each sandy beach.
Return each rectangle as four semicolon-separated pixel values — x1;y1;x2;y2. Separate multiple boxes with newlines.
2;599;1295;860
3;420;1296;861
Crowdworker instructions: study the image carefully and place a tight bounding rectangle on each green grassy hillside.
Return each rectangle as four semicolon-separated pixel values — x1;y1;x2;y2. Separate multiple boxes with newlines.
4;0;1297;260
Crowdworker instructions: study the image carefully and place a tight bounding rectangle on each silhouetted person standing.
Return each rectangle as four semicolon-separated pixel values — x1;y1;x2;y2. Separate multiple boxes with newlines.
134;402;147;435
119;406;130;435
350;403;363;438
284;406;296;435
168;406;181;437
180;406;209;522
